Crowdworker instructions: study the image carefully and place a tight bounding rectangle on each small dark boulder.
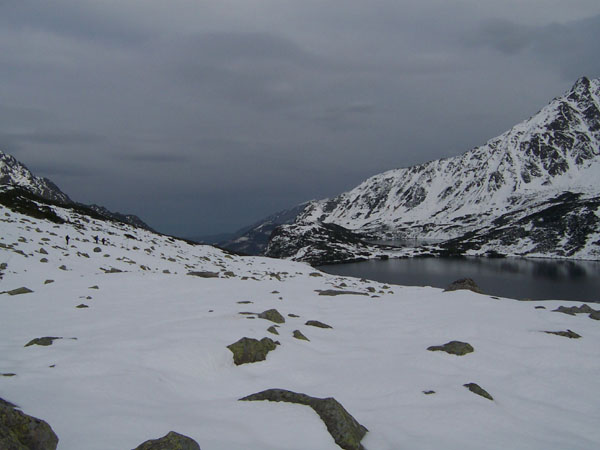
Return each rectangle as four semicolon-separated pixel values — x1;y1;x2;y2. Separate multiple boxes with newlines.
240;389;368;450
25;337;62;347
93;247;102;253
463;383;494;401
543;329;581;339
227;337;278;365
258;309;285;324
187;271;219;278
76;304;89;309
305;320;333;329
7;287;33;296
427;341;474;356
0;396;59;450
293;330;310;341
444;278;483;294
589;311;600;320
317;290;368;297
132;431;200;450
267;326;279;336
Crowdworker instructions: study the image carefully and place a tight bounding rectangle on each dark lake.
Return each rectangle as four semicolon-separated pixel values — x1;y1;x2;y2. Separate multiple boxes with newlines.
318;257;600;303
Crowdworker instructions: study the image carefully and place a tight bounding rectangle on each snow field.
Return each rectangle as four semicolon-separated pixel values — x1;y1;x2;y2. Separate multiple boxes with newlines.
1;204;600;449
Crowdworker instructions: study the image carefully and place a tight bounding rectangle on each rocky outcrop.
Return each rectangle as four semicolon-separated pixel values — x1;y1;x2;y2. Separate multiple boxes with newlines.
132;431;200;450
258;309;285;324
427;341;474;356
0;397;59;450
463;383;494;401
443;278;483;294
544;330;581;339
240;389;368;450
227;337;278;365
24;337;62;347
305;320;333;329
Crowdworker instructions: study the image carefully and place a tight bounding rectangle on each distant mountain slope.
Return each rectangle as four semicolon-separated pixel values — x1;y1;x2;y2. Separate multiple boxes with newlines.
0;151;72;204
215;203;309;255
0;150;153;231
266;77;600;263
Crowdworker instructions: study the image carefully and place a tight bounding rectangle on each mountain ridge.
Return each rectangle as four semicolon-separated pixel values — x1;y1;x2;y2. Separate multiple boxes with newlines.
0;150;154;231
265;77;600;263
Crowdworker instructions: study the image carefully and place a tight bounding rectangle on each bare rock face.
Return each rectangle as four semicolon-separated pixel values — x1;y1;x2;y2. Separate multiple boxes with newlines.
132;431;200;450
444;278;483;294
0;397;59;450
240;389;368;450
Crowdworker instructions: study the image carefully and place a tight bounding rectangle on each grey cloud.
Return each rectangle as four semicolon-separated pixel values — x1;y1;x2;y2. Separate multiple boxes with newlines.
472;14;600;79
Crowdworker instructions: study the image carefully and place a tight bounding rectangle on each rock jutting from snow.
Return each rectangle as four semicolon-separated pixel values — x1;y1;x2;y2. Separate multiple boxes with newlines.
239;389;368;450
317;289;368;297
553;304;597;315
6;286;34;296
132;431;201;450
24;337;62;347
186;271;219;278
443;278;483;294
463;383;494;401
227;337;278;365
257;308;285;324
543;330;581;339
267;325;279;335
0;396;59;450
305;320;333;329
427;341;474;356
293;330;310;341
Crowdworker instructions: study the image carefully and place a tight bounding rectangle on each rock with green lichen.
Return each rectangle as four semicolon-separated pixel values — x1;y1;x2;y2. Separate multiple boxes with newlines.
240;389;368;450
25;337;62;347
267;326;279;335
258;309;285;324
6;287;33;296
132;431;200;450
306;320;332;329
293;330;309;341
0;396;59;450
427;341;474;356
227;337;278;365
463;383;494;401
543;329;581;339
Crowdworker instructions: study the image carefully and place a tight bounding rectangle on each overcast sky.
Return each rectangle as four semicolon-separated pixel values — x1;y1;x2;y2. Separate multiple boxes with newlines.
1;1;599;237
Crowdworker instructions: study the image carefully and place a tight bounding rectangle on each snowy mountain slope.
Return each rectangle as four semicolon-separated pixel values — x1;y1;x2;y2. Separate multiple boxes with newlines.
0;150;153;231
217;203;309;255
0;151;72;204
267;77;600;263
2;175;600;449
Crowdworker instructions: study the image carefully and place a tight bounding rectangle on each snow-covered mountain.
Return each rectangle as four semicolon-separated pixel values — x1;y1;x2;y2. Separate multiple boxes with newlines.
267;77;600;263
0;151;72;204
0;150;154;231
2;181;600;450
216;203;309;255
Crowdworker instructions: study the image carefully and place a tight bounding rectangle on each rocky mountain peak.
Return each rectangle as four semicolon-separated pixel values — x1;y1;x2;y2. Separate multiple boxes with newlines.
0;150;71;204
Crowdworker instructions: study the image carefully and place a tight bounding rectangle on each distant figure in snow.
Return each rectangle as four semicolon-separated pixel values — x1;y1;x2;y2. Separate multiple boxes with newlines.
94;235;99;244
65;235;70;245
102;237;106;245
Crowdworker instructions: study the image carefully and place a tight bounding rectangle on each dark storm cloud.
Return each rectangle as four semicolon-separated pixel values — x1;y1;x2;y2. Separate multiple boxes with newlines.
1;1;599;237
473;14;600;79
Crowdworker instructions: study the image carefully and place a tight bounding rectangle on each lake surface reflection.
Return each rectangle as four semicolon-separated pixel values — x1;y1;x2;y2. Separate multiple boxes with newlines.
318;257;600;302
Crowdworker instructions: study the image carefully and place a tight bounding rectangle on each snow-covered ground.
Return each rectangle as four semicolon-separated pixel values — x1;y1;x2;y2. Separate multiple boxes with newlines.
2;202;600;449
